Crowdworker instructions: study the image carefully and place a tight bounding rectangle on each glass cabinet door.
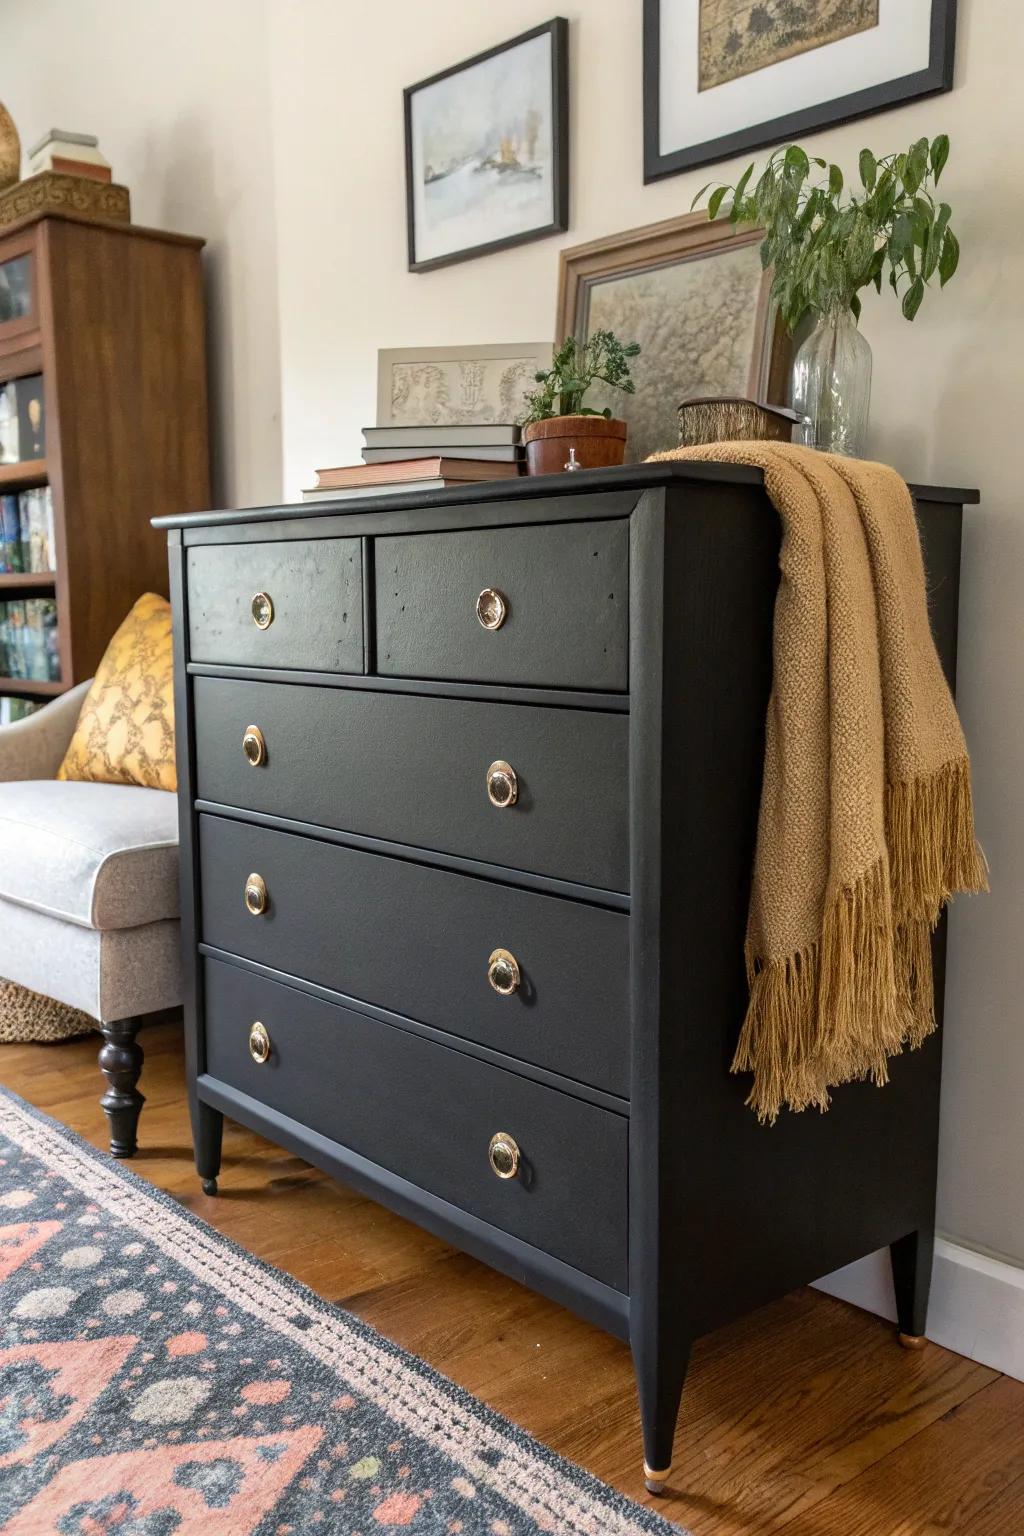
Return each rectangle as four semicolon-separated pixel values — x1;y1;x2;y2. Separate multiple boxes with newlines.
0;250;34;337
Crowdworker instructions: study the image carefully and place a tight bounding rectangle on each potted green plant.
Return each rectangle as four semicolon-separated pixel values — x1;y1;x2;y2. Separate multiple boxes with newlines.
693;136;960;456
521;330;641;474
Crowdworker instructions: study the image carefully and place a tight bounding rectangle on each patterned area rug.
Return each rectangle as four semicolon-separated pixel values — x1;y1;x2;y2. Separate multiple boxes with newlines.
0;1087;683;1535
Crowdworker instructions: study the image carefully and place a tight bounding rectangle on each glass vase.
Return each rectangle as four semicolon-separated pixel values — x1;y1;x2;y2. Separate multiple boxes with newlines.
790;304;873;457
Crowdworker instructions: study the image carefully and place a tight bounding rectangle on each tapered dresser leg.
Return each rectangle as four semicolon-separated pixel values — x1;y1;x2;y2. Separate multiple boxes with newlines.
632;1330;691;1495
891;1226;934;1348
193;1098;224;1196
98;1017;145;1158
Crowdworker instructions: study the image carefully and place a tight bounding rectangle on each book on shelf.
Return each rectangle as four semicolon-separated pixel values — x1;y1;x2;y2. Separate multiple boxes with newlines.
314;457;520;491
362;443;522;465
0;598;60;682
0;487;56;574
0;373;46;464
0;696;42;724
362;423;522;449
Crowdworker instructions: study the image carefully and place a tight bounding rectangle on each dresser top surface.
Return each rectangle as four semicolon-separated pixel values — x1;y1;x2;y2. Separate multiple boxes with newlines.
153;462;980;531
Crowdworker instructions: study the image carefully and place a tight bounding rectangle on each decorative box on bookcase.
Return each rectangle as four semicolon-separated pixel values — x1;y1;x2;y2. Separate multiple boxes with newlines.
0;207;210;706
157;465;977;1489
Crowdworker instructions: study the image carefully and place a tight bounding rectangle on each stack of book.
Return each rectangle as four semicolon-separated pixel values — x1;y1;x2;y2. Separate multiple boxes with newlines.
0;487;56;573
0;598;60;681
302;423;522;501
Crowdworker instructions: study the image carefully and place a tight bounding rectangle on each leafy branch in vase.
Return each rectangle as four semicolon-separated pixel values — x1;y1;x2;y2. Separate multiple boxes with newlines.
693;136;960;332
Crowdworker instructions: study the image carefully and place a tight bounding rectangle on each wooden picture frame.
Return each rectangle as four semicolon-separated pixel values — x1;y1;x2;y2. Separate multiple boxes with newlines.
404;18;569;273
644;0;958;182
557;213;790;462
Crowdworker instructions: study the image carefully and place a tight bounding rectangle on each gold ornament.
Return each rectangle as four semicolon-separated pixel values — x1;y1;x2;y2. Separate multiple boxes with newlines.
0;104;20;192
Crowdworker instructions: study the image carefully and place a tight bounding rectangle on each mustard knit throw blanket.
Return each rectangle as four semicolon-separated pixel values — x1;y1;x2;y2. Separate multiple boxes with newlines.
650;442;987;1122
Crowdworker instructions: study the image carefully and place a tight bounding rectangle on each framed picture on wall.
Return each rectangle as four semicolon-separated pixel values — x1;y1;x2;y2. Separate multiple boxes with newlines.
556;212;790;464
404;18;569;272
643;0;958;182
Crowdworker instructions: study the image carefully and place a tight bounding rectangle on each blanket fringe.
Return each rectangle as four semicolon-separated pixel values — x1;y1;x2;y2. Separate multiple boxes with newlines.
735;761;987;1125
887;757;988;924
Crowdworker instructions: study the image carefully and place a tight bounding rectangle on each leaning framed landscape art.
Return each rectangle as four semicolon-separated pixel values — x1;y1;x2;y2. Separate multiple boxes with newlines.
404;18;569;272
557;213;790;464
643;0;958;180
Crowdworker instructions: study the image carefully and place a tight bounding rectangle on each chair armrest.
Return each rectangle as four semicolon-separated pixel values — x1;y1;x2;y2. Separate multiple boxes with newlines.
0;679;92;781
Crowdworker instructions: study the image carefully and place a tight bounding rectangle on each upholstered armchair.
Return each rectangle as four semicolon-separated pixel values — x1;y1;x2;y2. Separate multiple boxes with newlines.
0;681;181;1155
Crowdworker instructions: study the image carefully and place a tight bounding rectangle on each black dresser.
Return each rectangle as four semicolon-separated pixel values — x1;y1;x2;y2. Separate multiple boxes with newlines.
157;465;976;1491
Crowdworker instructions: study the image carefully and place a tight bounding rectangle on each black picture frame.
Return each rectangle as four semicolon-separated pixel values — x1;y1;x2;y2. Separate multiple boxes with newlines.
643;0;958;183
404;17;569;273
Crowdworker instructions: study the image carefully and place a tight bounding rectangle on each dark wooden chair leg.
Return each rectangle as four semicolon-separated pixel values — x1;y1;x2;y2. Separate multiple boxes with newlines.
193;1097;224;1196
98;1016;145;1158
632;1327;691;1495
891;1226;935;1347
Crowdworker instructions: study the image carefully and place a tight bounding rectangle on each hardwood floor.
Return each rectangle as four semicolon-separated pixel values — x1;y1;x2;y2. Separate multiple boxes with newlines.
3;1019;1021;1534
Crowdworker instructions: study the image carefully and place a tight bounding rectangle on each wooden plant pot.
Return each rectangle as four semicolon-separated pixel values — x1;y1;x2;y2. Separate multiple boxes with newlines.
522;415;628;476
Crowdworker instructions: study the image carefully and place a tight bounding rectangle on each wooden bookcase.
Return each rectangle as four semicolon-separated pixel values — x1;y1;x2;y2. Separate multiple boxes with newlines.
0;210;209;702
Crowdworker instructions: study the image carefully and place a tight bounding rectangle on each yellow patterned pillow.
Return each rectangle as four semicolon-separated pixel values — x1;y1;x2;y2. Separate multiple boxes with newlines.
57;593;176;792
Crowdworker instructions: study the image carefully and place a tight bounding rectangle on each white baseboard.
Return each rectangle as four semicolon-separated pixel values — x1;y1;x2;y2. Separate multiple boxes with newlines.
813;1238;1024;1381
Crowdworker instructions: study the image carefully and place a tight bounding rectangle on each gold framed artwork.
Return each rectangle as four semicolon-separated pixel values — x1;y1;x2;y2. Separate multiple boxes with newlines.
556;212;790;464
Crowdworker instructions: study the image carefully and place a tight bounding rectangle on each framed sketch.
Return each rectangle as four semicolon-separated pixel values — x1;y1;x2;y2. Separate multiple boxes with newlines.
556;213;789;464
404;18;569;272
644;0;958;181
377;342;554;427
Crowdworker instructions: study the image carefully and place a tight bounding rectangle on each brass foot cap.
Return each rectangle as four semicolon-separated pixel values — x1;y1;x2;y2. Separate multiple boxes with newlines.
643;1462;670;1495
898;1331;927;1350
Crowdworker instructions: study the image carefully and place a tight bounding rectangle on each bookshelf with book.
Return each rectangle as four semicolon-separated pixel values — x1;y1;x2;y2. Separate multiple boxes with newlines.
0;206;210;707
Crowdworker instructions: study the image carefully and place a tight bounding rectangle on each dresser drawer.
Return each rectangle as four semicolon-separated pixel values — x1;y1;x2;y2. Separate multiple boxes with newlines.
202;958;627;1287
187;539;363;672
193;678;629;891
375;520;628;690
199;814;630;1097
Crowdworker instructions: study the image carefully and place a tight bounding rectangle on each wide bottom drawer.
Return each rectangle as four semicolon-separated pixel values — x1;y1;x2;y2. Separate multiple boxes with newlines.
202;957;627;1289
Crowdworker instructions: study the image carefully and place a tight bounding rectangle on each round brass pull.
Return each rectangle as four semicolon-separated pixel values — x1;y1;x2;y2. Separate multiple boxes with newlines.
488;1132;520;1180
242;724;266;767
251;591;274;629
249;1021;271;1064
486;760;518;808
244;872;268;916
488;948;521;996
476;587;508;631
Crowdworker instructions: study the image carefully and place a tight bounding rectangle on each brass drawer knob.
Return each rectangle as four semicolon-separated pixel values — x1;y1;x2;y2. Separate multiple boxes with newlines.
488;1132;520;1180
488;948;521;996
242;724;266;767
244;872;268;916
476;587;508;631
248;1020;271;1064
486;759;517;808
251;591;274;629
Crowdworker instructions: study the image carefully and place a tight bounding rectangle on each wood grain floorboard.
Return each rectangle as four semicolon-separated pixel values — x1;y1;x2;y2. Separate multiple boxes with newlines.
1;1020;1020;1535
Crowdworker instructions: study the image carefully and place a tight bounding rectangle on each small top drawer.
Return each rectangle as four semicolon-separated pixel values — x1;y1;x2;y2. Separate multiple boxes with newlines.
187;539;363;673
375;519;628;690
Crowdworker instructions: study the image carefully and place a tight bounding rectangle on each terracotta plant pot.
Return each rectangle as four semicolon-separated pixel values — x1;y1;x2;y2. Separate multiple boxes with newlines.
522;414;628;476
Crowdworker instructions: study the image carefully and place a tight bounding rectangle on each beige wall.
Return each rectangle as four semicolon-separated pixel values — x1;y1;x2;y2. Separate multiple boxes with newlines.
4;0;1021;1264
2;0;283;510
266;0;1024;1266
